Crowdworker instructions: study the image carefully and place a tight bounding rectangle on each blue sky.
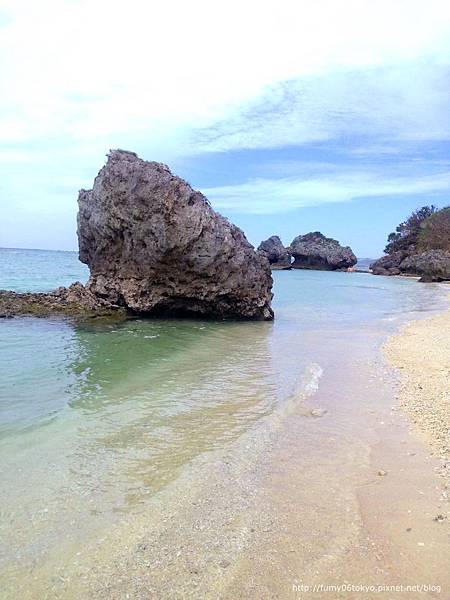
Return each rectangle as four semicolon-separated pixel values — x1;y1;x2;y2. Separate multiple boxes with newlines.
1;0;450;257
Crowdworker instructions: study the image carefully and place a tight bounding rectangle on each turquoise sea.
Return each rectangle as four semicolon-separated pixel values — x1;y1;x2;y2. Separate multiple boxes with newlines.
0;247;448;595
0;247;89;292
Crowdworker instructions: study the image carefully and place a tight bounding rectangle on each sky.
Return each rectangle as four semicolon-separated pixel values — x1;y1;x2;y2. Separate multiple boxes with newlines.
1;0;450;257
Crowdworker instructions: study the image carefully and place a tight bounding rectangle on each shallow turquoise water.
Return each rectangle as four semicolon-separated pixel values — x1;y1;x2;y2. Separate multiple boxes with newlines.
0;248;448;580
0;248;447;441
0;247;89;292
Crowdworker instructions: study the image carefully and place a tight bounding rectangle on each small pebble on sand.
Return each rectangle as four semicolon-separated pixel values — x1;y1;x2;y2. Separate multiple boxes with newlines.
310;408;327;418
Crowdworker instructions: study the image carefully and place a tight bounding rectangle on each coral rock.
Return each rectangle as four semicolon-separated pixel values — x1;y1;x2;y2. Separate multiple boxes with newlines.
77;150;274;320
257;236;292;269
289;232;357;271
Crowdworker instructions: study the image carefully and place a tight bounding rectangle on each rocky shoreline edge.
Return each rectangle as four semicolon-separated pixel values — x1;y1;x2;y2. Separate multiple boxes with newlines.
0;283;126;320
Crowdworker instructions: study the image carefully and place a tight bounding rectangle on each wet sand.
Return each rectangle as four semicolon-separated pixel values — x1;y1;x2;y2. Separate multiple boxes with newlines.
6;321;450;599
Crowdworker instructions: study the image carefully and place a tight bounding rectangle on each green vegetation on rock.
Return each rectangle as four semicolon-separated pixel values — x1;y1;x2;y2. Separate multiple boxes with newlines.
372;205;450;281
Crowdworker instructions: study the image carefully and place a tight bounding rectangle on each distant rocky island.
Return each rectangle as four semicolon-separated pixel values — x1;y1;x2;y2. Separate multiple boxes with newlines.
258;232;357;271
371;206;450;282
257;205;450;282
289;232;357;270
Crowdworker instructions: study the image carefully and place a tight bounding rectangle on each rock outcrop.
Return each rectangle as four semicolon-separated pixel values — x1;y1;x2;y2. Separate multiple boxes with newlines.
400;250;450;282
289;232;357;271
77;150;274;320
371;250;450;281
0;283;123;318
371;206;450;282
257;236;292;269
370;251;406;276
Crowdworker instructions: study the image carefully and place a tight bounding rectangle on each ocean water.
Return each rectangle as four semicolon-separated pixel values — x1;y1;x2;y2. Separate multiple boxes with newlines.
0;247;89;292
0;248;448;593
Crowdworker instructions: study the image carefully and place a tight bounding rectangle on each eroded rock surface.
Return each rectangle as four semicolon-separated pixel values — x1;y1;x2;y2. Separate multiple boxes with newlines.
289;232;357;271
77;150;273;320
370;251;406;276
370;206;450;282
371;249;450;282
397;250;450;282
0;283;122;318
257;236;292;269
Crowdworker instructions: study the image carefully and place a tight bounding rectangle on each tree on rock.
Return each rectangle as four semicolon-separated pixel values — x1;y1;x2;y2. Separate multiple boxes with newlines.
384;205;437;255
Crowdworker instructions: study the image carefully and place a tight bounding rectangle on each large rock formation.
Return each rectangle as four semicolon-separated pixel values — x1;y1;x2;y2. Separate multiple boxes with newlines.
371;250;450;282
371;206;450;282
257;236;292;269
400;250;450;281
370;251;406;276
77;150;274;320
289;232;357;271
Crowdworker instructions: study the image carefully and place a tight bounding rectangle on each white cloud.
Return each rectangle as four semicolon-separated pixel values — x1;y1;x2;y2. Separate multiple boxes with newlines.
203;171;450;214
193;63;450;152
1;0;450;153
2;0;450;249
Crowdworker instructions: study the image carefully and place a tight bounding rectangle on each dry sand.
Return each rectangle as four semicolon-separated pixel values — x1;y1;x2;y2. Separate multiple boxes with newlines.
385;307;450;484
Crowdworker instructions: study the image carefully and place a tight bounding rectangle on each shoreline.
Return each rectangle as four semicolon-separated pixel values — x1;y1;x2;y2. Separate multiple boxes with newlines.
4;304;450;597
384;306;450;484
2;275;450;598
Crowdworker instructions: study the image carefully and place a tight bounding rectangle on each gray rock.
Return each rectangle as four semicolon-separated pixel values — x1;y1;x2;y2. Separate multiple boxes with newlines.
400;250;450;282
78;150;274;320
289;232;357;271
257;236;292;269
371;249;450;282
0;283;122;318
370;251;406;276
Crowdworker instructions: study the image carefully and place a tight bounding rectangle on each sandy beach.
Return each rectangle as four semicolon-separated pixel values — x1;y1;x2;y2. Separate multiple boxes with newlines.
385;304;450;484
